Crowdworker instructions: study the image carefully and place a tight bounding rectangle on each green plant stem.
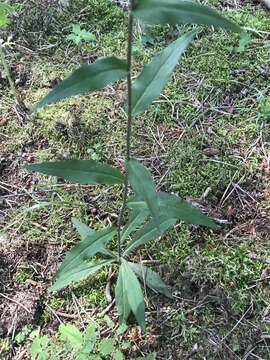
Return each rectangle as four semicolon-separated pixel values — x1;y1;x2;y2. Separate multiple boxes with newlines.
116;1;134;262
0;46;19;102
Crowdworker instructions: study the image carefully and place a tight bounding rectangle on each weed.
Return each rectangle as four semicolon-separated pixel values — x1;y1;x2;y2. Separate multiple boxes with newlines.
67;24;96;46
26;0;241;331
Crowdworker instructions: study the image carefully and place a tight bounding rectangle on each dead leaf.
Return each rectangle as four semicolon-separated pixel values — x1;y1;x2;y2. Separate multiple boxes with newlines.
260;268;269;280
0;117;8;126
203;148;219;156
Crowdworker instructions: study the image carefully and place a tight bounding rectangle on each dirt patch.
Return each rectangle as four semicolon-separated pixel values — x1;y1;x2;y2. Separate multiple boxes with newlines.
0;242;60;336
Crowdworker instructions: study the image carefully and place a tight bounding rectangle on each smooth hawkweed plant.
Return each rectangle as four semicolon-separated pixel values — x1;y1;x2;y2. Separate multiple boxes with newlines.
27;0;241;331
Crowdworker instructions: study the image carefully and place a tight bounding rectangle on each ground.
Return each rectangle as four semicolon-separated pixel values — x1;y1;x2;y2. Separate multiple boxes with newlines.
0;0;269;359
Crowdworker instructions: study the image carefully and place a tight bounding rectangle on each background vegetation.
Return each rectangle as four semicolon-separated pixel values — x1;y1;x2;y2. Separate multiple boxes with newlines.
0;0;269;359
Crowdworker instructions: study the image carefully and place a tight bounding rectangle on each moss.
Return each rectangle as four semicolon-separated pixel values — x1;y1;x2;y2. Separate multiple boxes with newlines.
72;267;109;307
15;268;35;283
195;238;268;288
0;338;12;356
151;225;191;267
1;0;270;357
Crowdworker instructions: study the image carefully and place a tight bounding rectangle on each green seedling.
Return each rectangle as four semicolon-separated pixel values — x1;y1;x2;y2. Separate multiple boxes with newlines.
67;24;96;46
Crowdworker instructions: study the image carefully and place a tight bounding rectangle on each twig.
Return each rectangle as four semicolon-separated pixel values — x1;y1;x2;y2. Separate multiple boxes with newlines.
141;259;161;265
72;292;86;329
0;293;31;314
0;189;55;199
232;182;258;203
200;187;212;200
105;267;114;303
99;300;115;318
44;302;62;323
221;304;253;343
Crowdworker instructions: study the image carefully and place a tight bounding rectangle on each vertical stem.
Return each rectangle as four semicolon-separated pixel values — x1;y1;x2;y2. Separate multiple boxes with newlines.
125;5;134;161
0;46;19;102
117;1;134;261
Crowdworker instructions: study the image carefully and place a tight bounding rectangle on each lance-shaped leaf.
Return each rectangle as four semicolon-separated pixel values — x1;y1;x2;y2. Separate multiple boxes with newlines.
127;192;218;229
57;226;116;275
26;160;124;185
133;0;241;33
128;262;172;298
72;218;116;259
158;192;218;229
124;216;176;255
50;259;114;292
34;57;127;110
72;218;96;239
126;159;160;229
127;197;147;210
115;259;145;330
120;209;149;242
131;30;197;116
115;268;131;325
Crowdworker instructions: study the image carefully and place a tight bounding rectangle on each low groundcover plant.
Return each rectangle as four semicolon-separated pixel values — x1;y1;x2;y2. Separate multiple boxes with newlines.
26;0;241;331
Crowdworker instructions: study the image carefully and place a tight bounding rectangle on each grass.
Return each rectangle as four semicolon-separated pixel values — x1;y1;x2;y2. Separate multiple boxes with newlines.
0;0;270;359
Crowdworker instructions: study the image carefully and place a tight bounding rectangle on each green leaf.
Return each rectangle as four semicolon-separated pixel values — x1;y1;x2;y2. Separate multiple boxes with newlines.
75;36;81;45
82;324;96;354
123;261;145;331
84;324;96;340
67;33;78;42
49;227;116;291
50;259;114;292
116;259;145;331
128;262;172;298
0;3;12;28
115;266;131;325
99;338;114;356
116;323;128;336
120;209;149;242
128;192;218;229
124;216;176;255
76;324;97;360
30;338;42;356
72;24;81;34
131;30;197;116
114;351;124;360
26;160;124;185
235;32;251;53
126;159;160;230
133;0;241;32
121;341;130;350
33;57;127;110
59;324;83;350
38;353;49;360
30;336;49;359
127;197;148;210
104;315;115;329
158;192;218;229
71;218;115;259
72;218;96;239
58;226;116;274
80;29;96;41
